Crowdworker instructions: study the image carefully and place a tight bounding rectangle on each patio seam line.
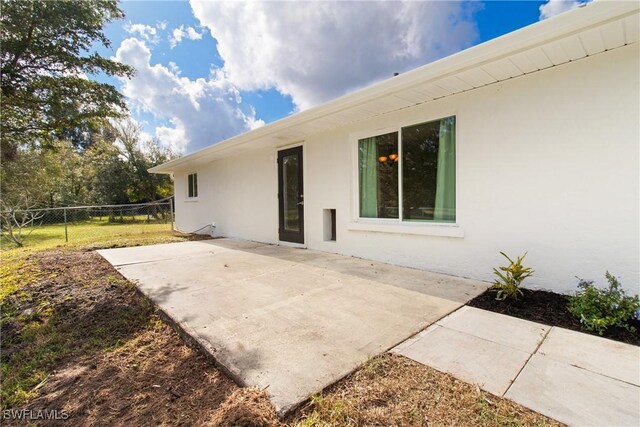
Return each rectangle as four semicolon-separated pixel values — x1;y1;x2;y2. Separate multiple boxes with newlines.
502;326;552;397
534;352;640;388
112;257;176;267
393;304;470;354
110;250;227;267
534;327;640;388
441;325;533;356
434;305;468;327
396;324;530;398
431;319;547;356
392;324;443;354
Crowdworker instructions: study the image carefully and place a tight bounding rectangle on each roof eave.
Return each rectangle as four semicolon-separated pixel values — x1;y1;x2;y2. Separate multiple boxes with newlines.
150;0;639;174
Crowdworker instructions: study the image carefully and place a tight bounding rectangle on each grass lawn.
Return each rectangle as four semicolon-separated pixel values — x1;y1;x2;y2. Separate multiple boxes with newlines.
1;217;173;253
0;226;562;426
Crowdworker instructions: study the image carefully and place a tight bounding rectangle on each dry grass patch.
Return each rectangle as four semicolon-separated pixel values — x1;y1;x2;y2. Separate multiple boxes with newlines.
208;388;281;427
288;353;563;427
23;321;280;426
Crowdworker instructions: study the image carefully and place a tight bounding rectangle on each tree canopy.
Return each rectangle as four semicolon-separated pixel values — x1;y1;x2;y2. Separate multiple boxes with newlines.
0;1;175;210
0;120;176;208
0;0;134;159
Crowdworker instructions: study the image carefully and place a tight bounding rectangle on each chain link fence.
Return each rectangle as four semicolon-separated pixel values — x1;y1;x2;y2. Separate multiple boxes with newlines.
1;199;174;248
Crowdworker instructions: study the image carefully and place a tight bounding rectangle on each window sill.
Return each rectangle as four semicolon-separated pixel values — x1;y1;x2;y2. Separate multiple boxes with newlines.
347;221;464;238
184;198;199;203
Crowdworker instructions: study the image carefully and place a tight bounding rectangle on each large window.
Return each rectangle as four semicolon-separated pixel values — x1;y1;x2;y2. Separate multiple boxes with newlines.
188;173;198;198
358;116;456;223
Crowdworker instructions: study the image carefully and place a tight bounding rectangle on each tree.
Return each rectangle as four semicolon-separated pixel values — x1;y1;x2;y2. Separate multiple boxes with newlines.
112;120;174;202
84;137;135;205
0;140;88;208
1;120;176;209
0;0;134;159
83;120;175;206
113;121;172;199
0;195;45;247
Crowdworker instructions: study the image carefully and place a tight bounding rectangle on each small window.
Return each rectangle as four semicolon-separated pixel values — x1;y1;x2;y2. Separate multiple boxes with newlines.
188;173;198;198
358;116;455;223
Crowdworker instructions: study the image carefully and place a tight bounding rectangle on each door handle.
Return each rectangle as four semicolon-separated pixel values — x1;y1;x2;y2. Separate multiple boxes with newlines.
297;201;304;206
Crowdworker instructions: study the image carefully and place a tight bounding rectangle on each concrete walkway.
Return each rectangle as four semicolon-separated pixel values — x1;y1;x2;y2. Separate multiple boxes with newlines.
98;238;487;414
393;306;640;426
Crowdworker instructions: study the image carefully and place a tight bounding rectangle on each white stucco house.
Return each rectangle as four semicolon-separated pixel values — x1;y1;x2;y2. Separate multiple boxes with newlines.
151;1;639;294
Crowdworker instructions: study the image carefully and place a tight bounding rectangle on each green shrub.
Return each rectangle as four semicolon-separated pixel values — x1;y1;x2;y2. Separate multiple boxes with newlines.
491;252;534;301
568;272;640;335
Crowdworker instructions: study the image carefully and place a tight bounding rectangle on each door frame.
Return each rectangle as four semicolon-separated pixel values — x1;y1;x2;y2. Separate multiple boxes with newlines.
277;144;305;244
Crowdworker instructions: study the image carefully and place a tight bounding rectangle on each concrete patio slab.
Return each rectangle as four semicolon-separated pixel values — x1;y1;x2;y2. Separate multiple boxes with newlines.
435;306;550;353
505;354;640;427
393;322;532;396
98;238;487;413
537;326;640;386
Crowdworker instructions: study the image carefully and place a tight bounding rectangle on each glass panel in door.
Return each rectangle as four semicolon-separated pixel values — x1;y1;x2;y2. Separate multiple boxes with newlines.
283;154;300;232
278;146;304;243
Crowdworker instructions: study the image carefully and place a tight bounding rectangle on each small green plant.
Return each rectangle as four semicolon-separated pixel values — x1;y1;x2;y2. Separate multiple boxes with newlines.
567;272;640;335
491;252;534;301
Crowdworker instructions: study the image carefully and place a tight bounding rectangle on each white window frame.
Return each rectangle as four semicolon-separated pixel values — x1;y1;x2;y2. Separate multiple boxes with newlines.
349;114;463;238
187;172;198;200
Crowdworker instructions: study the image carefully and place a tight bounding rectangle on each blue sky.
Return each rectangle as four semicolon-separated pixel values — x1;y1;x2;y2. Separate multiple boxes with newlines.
96;0;585;154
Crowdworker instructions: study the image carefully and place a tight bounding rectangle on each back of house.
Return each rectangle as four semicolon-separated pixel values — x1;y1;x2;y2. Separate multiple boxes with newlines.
151;1;640;295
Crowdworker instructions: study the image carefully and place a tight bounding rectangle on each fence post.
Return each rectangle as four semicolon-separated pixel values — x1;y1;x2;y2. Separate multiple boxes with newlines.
169;199;174;231
63;208;68;242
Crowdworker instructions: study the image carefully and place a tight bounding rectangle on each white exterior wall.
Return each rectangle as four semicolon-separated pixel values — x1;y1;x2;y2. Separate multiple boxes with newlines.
174;147;278;242
173;44;639;294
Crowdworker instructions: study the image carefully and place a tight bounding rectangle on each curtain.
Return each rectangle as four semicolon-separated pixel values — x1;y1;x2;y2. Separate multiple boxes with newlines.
434;117;456;222
359;137;378;217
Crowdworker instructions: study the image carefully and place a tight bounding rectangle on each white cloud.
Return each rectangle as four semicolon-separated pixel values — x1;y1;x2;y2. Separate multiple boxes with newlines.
539;0;585;20
167;61;181;75
108;116;154;153
114;37;260;154
154;124;186;151
169;25;204;49
190;1;479;110
124;22;160;44
249;114;265;130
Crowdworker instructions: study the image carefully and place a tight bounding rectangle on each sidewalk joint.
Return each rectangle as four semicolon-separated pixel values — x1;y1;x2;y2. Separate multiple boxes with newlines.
503;326;553;397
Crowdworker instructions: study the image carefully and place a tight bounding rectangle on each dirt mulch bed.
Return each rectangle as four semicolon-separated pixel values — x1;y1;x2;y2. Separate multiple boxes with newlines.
468;288;640;346
3;250;279;427
287;353;562;427
25;325;279;427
